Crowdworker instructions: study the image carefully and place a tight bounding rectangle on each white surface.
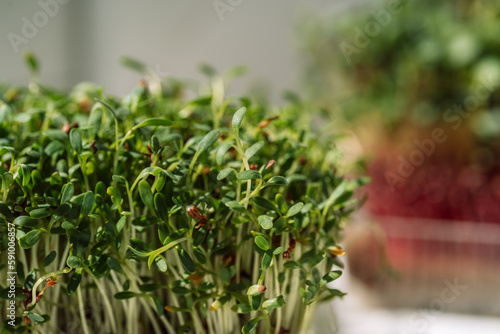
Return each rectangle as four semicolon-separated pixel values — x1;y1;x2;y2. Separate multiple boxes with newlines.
328;266;500;334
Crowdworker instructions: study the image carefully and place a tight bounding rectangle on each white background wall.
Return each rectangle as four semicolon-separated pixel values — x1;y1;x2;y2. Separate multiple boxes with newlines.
0;0;360;101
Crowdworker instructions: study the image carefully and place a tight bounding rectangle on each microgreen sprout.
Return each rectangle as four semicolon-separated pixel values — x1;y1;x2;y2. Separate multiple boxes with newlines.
0;55;366;334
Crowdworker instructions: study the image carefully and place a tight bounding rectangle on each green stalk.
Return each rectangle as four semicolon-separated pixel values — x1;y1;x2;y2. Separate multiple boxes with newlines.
125;182;136;239
146;237;190;261
113;118;120;176
29;267;72;308
235;136;252;208
234;135;253;284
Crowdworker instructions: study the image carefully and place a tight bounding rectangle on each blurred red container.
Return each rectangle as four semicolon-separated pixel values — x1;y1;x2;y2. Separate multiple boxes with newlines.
346;213;500;315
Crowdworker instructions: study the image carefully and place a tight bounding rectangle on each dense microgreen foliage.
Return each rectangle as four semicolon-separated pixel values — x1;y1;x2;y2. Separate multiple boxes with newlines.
0;56;365;334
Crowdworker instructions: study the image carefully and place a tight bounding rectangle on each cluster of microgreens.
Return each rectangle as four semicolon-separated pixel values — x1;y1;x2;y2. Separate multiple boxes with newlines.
0;54;366;334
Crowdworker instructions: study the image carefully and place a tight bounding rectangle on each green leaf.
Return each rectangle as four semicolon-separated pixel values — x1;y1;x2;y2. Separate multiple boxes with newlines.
60;183;74;204
253;196;277;211
301;203;313;214
61;221;76;230
251;294;263;310
237;170;262;180
322;180;347;213
112;175;127;185
20;164;31;188
0;146;15;156
150;295;164;316
138;180;155;213
51;203;72;224
127;246;149;258
247;285;265;296
275;220;290;236
321;288;347;301
66;270;82;295
225;201;246;213
0;203;14;221
13;215;37;228
81;191;95;217
283;261;302;270
24;52;39;73
133;118;172;130
151;136;160;155
254;236;269;251
231;303;252;314
267;176;288;186
275;194;288;215
197;130;220;154
44;141;64;156
154;193;169;223
217;168;235;180
242;317;261;334
219;267;231;283
107;257;124;274
261;250;273;271
193;247;206;264
69;128;82;154
114;291;142;299
189;95;212;106
43;251;57;267
172;286;190;295
67;255;82;269
88;103;103;140
20;229;43;249
177;247;196;273
156;172;166;192
232;107;247;134
139;284;163;292
301;285;318;304
273;246;284;255
120;56;148;73
29;208;52;219
193;227;208;247
155;256;168;272
216;142;233;164
309;252;326;268
199;282;215;291
24;270;36;289
258;215;273;229
73;229;91;257
320;270;342;286
116;216;126;233
107;186;123;208
286;202;304;217
95;99;118;119
262;295;285;311
245;141;264;160
199;63;217;77
26;312;44;323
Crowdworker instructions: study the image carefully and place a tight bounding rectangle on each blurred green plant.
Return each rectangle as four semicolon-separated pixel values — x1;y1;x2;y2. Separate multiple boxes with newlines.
299;0;500;140
0;54;365;334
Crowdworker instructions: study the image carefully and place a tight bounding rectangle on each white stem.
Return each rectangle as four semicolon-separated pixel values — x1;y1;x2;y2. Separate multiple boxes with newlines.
87;270;117;333
77;287;90;334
